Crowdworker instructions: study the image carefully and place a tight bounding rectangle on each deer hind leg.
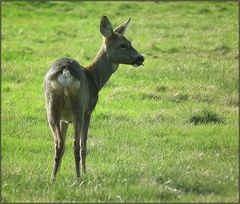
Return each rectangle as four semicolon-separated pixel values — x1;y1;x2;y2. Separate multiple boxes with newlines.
49;120;65;182
47;100;66;182
81;112;91;173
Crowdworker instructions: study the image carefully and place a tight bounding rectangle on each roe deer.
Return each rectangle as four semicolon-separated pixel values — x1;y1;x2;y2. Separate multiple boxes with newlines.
44;16;144;181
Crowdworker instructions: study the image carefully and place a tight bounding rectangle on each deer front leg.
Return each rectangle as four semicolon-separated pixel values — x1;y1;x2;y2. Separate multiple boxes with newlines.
59;120;68;158
73;118;84;179
81;112;91;173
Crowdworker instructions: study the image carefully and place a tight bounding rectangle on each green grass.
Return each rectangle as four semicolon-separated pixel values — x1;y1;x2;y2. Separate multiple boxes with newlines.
2;1;238;202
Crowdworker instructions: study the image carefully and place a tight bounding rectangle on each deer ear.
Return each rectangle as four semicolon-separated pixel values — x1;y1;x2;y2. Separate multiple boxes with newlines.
100;16;113;38
114;18;131;35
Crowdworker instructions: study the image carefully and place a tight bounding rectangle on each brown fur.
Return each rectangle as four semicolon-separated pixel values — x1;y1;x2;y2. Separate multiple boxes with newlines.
44;16;144;181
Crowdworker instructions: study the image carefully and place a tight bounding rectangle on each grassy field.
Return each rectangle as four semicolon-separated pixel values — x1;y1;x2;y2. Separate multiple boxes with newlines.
1;1;238;202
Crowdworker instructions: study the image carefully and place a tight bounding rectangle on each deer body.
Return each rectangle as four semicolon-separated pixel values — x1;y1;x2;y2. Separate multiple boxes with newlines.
44;16;144;181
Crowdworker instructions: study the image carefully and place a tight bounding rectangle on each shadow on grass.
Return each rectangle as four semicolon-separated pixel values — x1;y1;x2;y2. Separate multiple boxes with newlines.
189;109;225;125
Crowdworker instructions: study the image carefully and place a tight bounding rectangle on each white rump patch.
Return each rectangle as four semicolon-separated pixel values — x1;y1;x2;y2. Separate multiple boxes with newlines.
51;69;80;96
57;69;74;86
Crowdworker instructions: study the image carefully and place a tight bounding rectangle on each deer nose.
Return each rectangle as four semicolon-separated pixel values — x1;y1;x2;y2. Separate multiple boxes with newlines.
132;55;145;67
136;55;144;63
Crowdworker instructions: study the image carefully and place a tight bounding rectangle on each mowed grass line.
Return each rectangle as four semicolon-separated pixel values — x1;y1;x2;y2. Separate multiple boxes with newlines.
2;1;238;202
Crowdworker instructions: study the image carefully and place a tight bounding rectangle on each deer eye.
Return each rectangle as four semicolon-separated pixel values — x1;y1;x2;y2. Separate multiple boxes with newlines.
119;44;127;49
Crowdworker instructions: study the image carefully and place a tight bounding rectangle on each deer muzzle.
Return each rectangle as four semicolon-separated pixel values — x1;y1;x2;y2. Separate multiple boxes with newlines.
132;55;144;67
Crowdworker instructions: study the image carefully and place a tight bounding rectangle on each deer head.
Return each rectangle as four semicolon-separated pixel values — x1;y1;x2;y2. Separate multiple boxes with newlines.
100;16;144;67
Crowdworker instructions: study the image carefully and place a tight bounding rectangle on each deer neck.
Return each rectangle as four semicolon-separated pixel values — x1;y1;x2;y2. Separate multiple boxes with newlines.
86;46;119;92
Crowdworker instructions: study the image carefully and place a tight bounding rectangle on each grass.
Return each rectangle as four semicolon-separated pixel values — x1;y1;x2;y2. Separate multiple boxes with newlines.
189;108;225;125
1;1;238;202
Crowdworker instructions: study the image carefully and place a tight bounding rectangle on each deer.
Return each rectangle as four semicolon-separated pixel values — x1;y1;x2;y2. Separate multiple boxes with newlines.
44;16;144;181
